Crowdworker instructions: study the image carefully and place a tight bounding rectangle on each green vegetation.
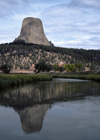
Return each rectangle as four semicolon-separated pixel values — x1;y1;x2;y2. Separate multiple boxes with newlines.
62;63;82;72
67;64;76;72
0;43;100;71
53;64;59;71
0;55;13;73
76;63;82;71
34;62;83;73
53;74;100;82
0;72;100;90
0;64;12;73
35;61;52;73
0;74;52;88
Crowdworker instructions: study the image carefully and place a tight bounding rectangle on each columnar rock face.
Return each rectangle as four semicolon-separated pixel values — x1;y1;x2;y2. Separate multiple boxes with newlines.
14;17;50;46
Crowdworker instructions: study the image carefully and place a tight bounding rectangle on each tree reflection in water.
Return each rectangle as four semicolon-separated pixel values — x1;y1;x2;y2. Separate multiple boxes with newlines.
0;78;100;133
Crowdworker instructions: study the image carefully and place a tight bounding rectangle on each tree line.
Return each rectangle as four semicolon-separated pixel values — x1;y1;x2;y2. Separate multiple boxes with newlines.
0;43;100;73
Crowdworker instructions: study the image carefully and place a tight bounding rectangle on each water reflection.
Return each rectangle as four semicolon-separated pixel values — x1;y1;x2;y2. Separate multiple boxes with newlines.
0;79;100;107
0;78;100;134
16;104;49;133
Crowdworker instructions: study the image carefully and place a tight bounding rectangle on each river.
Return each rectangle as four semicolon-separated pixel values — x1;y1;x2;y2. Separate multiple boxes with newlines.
0;78;100;140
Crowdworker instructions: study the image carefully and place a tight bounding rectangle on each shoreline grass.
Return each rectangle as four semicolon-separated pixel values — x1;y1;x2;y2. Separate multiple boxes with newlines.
0;73;100;89
0;74;52;88
53;74;100;82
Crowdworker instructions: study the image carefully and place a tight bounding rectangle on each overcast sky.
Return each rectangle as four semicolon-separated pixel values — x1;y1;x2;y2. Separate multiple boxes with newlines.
0;0;100;49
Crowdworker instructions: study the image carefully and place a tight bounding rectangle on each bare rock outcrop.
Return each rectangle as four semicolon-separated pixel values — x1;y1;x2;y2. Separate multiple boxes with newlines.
14;17;50;46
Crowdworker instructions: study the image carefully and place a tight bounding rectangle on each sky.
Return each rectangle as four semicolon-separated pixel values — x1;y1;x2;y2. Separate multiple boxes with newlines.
0;0;100;49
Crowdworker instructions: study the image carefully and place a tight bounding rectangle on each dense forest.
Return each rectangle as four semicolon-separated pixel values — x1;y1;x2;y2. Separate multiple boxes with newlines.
0;42;100;71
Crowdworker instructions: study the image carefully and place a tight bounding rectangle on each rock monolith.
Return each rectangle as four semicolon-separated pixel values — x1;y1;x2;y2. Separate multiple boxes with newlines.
14;17;50;46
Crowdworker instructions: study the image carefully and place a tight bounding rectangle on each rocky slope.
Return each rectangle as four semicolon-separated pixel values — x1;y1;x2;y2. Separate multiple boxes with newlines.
0;43;100;71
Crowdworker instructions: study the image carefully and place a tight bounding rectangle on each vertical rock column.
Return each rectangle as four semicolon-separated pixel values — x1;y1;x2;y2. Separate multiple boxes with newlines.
14;17;50;46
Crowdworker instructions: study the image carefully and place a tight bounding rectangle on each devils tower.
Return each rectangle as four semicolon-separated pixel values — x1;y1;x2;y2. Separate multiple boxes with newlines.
14;17;50;46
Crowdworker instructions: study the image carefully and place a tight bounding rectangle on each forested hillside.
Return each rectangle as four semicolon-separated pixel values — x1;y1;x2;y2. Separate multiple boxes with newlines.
0;43;100;71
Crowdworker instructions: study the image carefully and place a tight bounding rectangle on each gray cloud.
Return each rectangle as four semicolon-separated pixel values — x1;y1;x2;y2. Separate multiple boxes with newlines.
0;0;69;17
0;0;100;49
40;0;100;49
69;0;100;10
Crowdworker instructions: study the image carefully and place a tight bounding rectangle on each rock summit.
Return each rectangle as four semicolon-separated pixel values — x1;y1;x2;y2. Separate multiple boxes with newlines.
14;17;50;46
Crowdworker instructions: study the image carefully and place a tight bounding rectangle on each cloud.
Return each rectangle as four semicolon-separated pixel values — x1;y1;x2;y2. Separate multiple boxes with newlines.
0;0;100;49
0;34;15;44
40;0;100;49
0;0;69;17
69;0;100;10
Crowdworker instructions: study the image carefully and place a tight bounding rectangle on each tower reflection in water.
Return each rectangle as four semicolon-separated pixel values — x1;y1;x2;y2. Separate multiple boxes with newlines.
0;79;100;133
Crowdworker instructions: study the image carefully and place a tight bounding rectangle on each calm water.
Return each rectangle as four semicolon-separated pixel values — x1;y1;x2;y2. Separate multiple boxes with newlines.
0;78;100;140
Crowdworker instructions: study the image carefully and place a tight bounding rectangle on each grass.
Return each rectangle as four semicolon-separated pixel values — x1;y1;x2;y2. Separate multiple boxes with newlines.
1;73;100;89
53;74;100;82
0;74;52;88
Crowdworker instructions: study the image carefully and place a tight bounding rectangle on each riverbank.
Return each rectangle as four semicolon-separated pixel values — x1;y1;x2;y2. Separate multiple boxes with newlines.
0;74;52;88
1;73;100;89
53;74;100;82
